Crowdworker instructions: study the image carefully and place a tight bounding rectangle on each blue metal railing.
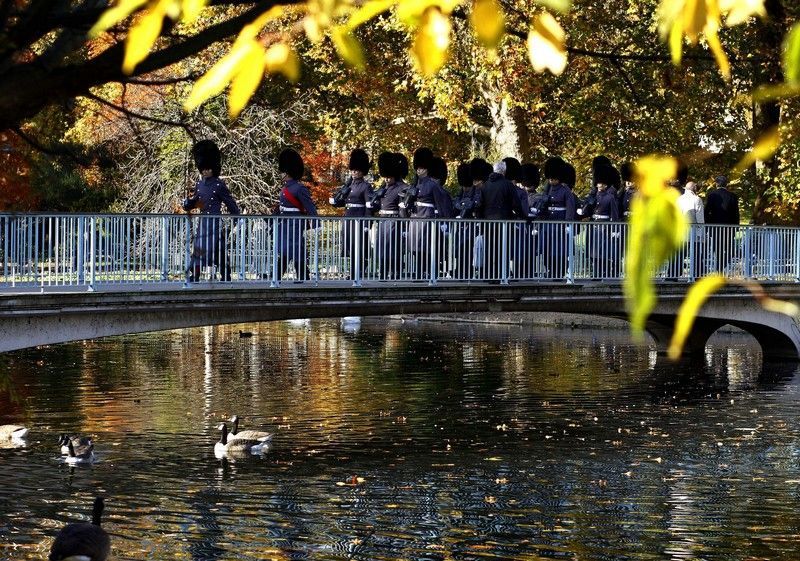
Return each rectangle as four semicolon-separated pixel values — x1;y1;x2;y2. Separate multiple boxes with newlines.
1;213;797;289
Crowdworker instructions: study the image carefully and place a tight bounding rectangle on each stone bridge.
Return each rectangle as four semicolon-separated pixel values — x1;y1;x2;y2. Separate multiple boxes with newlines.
1;282;799;360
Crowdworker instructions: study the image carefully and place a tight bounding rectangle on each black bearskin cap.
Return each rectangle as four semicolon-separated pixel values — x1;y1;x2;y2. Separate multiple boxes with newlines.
429;156;448;184
377;152;395;178
592;155;612;172
595;164;616;186
278;148;304;180
470;158;491;182
395;153;409;179
544;157;564;181
348;148;370;173
192;140;222;177
620;162;634;183
503;157;522;182
563;161;576;188
520;163;540;187
413;147;434;171
676;159;689;184
456;163;472;187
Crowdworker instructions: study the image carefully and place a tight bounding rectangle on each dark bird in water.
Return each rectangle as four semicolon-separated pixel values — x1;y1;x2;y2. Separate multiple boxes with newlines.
58;434;93;455
239;330;254;338
49;497;111;561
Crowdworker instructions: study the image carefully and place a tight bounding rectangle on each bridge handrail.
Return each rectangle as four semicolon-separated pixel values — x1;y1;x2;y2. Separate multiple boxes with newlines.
1;213;797;289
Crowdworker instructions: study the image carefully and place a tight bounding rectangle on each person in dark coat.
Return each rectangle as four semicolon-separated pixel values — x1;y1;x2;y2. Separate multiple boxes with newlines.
588;164;621;278
275;148;318;282
518;162;542;279
704;174;740;273
618;162;636;220
452;161;482;279
429;156;454;276
477;160;526;280
540;157;577;280
332;148;374;280
503;156;532;279
406;149;453;279
373;152;408;279
183;140;240;283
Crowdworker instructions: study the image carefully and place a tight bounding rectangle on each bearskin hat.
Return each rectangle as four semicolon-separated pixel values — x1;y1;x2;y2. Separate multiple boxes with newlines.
456;162;472;187
394;153;409;179
503;157;522;182
348;148;370;174
563;161;576;188
544;157;564;181
620;162;634;183
595;164;616;187
192;140;222;177
470;158;491;183
429;156;448;184
278;148;304;180
520;163;540;187
413;147;434;172
377;152;395;178
676;159;689;185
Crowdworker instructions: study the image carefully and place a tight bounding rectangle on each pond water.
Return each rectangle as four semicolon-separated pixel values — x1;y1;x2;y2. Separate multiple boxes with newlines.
1;317;799;560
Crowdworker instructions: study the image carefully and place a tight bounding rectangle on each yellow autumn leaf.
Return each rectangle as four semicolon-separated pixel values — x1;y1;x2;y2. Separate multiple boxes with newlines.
732;127;780;176
534;0;571;13
668;274;727;359
683;0;708;43
526;11;567;75
332;27;366;70
184;39;259;111
625;155;685;334
122;4;167;74
241;6;285;40
181;0;210;23
397;0;461;28
720;0;766;26
265;42;301;82
347;0;397;30
411;7;451;77
89;0;148;37
228;43;267;119
705;28;730;79
471;0;505;50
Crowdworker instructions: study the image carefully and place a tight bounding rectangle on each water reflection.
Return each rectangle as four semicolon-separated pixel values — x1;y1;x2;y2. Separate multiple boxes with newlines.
1;318;799;560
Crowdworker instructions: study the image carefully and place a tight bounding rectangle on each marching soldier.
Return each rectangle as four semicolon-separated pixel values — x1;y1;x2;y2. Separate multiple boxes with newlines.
332;149;374;280
588;165;621;278
275;148;318;282
540;157;577;280
373;152;408;279
183;140;240;283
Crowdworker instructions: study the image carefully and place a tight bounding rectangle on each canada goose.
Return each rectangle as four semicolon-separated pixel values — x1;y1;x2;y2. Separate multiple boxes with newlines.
64;440;95;465
0;424;29;441
59;434;93;455
49;496;110;561
238;330;254;338
214;423;268;458
229;415;273;443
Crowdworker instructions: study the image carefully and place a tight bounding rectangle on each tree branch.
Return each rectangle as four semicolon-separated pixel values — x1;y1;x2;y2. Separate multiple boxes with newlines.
10;126;92;166
84;91;192;130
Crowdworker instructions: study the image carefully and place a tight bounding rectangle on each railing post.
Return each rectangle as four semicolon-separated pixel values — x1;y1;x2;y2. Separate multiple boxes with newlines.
688;224;696;281
88;216;96;290
768;228;776;280
160;216;169;281
238;218;246;281
795;228;800;282
2;216;7;282
429;221;437;286
501;222;509;285
566;222;575;284
184;215;192;286
353;218;362;288
312;217;320;285
742;225;752;279
77;216;85;285
271;216;279;288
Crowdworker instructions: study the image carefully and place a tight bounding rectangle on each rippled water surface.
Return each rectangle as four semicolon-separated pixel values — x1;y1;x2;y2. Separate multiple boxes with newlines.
1;317;800;560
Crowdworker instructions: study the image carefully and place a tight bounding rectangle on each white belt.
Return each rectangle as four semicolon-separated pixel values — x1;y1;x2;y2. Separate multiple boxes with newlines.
624;211;632;216
593;214;611;220
346;203;365;208
416;202;435;208
280;206;300;213
379;210;399;216
550;206;566;211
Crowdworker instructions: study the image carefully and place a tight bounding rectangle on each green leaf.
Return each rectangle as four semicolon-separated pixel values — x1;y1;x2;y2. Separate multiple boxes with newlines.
122;5;167;74
783;22;800;84
228;43;267;119
332;27;366;70
89;0;148;37
668;274;727;360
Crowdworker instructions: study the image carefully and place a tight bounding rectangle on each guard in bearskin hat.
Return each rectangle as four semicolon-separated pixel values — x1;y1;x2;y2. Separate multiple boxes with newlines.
404;148;453;279
372;152;410;279
539;157;577;280
451;161;482;279
275;147;318;283
618;162;636;220
587;164;622;279
332;149;375;282
183;140;240;282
